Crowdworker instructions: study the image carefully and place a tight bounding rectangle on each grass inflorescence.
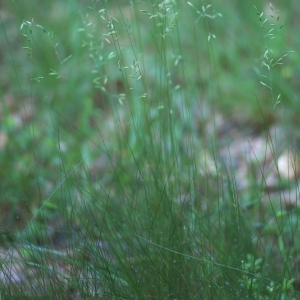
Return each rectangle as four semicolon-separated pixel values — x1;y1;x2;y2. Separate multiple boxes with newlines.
1;0;300;299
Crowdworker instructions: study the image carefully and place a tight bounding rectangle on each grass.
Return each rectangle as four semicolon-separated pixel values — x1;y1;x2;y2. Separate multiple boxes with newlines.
1;0;300;299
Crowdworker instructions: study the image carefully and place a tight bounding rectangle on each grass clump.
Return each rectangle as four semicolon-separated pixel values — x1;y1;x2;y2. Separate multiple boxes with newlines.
0;0;300;299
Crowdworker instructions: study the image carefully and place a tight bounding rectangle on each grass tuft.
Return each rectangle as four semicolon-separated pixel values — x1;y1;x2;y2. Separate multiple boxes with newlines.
1;0;300;299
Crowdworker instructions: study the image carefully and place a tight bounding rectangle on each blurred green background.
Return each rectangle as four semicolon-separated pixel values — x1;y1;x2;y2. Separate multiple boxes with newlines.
1;0;300;297
1;0;300;232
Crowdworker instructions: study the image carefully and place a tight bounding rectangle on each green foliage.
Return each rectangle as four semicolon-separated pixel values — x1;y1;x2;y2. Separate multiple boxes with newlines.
1;0;300;299
239;254;295;299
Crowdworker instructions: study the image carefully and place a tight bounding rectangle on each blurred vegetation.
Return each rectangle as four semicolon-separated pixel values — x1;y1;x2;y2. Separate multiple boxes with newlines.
0;0;300;298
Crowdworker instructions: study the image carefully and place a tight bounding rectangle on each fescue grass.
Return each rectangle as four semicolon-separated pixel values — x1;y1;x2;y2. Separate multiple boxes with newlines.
1;0;300;299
